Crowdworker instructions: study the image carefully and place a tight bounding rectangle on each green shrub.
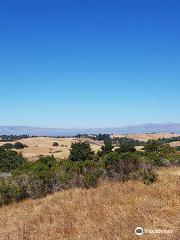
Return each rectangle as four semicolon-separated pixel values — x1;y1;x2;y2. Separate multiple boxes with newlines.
0;184;26;205
0;135;29;142
11;161;55;199
1;143;14;150
0;148;26;172
0;144;160;206
53;142;59;147
143;171;157;185
144;140;175;154
146;153;164;166
37;155;57;168
69;142;94;161
83;172;101;188
112;137;145;147
14;142;25;149
115;145;136;153
97;144;113;157
104;152;153;182
0;184;12;205
175;146;180;151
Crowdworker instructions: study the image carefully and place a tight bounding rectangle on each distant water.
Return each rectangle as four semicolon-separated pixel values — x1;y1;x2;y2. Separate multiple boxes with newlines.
1;123;180;136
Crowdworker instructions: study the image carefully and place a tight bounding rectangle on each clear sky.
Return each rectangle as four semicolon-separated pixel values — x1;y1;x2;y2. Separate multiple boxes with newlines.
1;0;180;128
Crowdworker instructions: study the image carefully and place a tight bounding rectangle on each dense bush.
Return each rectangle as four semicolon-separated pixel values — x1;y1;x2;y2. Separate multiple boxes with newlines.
10;159;56;199
53;142;59;147
115;145;136;153
69;142;94;161
96;134;112;145
0;143;14;150
97;144;113;157
13;142;25;149
0;184;26;205
75;134;145;146
37;155;57;168
144;140;175;154
146;153;164;166
112;137;145;147
1;142;27;151
0;158;104;205
104;151;156;184
157;136;180;144
142;140;177;166
3;140;180;206
105;152;139;179
0;148;26;172
83;172;102;188
52;160;104;190
175;146;180;151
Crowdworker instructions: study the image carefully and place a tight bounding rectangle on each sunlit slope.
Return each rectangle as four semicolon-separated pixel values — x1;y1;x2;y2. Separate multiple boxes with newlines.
0;137;103;160
0;169;180;240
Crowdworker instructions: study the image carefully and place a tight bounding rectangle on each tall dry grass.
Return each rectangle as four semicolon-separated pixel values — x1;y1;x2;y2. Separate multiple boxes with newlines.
0;169;180;240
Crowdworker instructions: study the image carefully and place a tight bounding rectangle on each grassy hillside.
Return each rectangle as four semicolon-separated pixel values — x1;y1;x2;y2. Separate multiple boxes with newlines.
1;134;180;161
0;137;103;161
0;169;180;240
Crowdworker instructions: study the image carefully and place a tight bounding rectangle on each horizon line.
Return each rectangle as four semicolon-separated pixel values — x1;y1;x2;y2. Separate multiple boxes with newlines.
0;122;179;130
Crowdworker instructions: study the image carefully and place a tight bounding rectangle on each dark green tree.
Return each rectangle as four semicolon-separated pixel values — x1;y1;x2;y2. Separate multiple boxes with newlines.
144;140;174;154
13;142;25;150
37;155;57;168
53;142;59;147
1;143;14;150
69;142;93;161
0;148;26;172
97;144;113;157
115;145;136;153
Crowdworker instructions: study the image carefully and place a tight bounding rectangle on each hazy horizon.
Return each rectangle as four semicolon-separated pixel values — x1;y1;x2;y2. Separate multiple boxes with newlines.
0;121;180;129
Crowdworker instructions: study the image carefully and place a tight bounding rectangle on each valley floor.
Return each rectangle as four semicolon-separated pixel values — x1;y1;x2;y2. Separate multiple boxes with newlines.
0;168;180;240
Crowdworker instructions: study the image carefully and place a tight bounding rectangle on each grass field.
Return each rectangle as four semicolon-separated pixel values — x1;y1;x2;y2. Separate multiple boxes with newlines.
1;133;180;161
111;133;180;142
0;137;103;161
0;168;180;240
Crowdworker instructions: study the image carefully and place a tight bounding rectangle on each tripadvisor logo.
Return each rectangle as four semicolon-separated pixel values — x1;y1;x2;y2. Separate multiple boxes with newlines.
135;227;143;235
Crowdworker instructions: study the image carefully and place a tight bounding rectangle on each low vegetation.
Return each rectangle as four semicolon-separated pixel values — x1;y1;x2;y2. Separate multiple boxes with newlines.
0;170;179;240
53;142;59;147
157;135;180;143
0;139;179;207
112;137;146;146
0;141;27;151
76;133;146;146
175;146;180;151
0;134;29;142
0;147;26;172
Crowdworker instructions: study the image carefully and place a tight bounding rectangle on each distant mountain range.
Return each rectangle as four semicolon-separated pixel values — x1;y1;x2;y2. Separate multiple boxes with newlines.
0;122;180;136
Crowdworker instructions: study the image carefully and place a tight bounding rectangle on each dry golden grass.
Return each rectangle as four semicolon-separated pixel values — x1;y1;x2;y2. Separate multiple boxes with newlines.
1;134;179;161
0;137;103;161
0;168;180;240
111;133;180;142
170;141;180;147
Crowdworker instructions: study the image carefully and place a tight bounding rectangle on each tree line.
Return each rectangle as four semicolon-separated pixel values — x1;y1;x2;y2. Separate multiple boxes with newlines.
0;135;30;142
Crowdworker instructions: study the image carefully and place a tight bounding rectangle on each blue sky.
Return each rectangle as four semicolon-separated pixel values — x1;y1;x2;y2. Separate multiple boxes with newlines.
0;0;180;128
